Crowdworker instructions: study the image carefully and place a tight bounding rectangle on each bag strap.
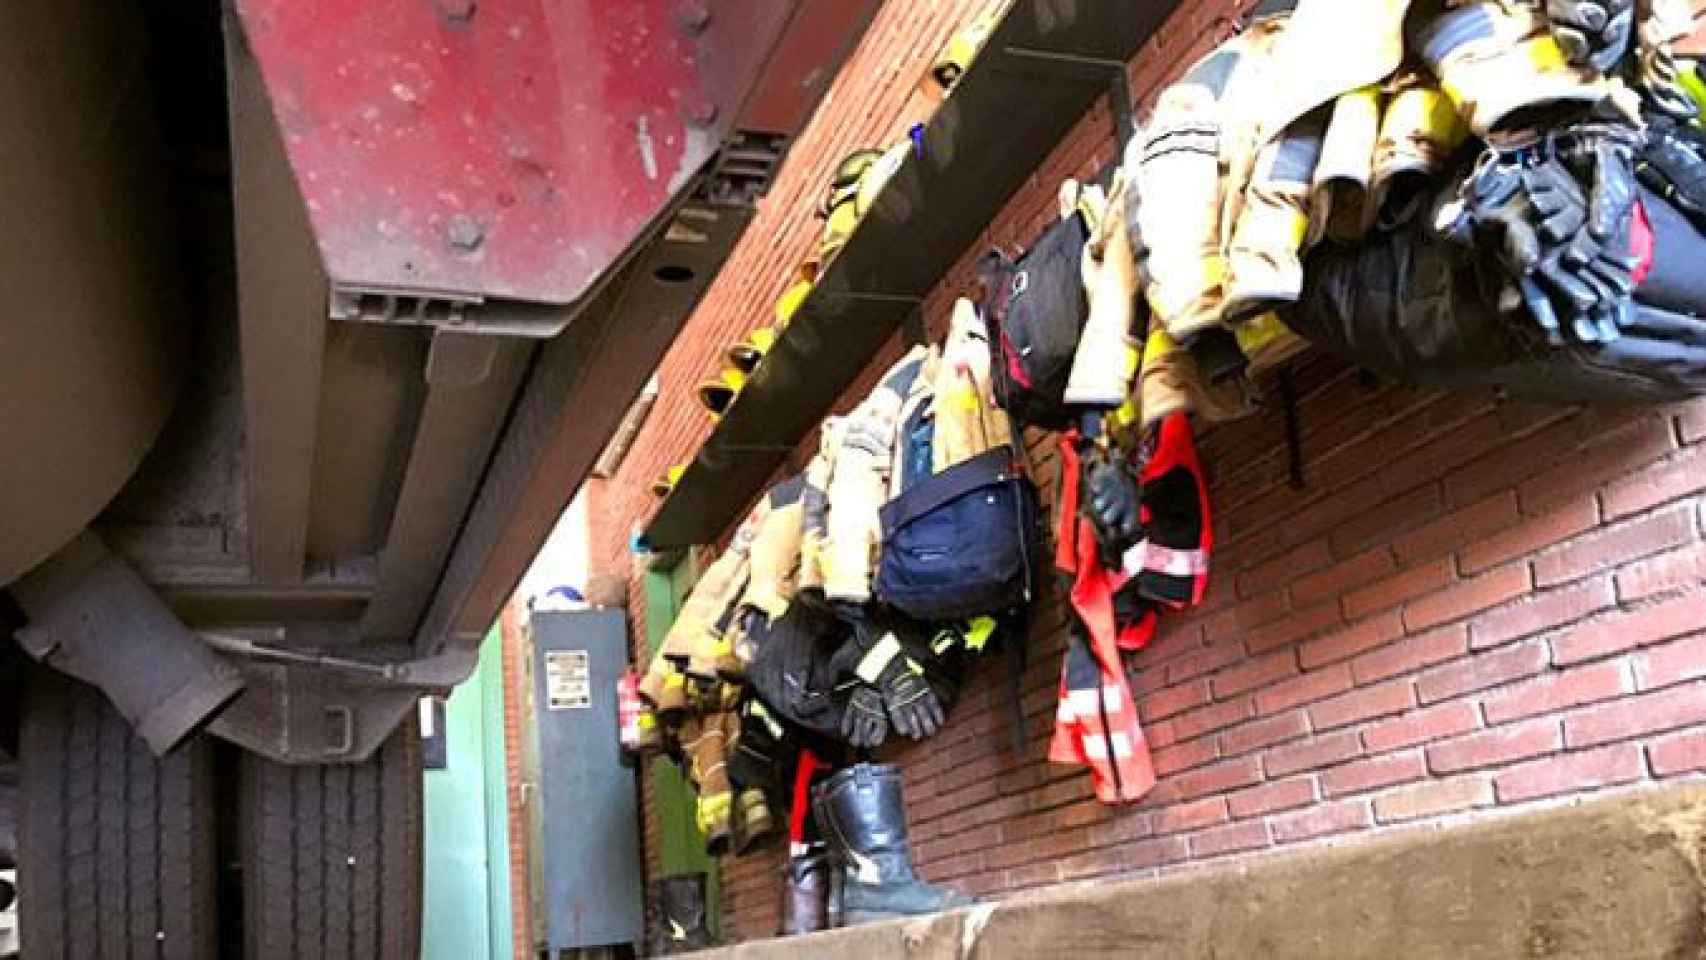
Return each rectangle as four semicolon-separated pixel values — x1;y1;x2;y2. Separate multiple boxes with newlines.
999;401;1037;756
877;446;1017;531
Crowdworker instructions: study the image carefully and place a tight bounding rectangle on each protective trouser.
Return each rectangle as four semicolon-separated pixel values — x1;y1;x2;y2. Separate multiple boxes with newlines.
1065;176;1144;408
1224;0;1411;204
681;705;739;854
1224;106;1328;322
1311;85;1381;243
1133;325;1256;432
823;347;933;603
1409;0;1606;137
931;298;1012;471
1371;69;1469;230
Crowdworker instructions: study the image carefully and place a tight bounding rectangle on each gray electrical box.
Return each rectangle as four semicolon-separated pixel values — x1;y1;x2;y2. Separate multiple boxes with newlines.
530;608;643;951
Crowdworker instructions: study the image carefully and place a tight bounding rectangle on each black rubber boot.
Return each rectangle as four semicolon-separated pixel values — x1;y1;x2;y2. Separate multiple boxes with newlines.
779;843;831;936
655;872;715;954
813;763;973;926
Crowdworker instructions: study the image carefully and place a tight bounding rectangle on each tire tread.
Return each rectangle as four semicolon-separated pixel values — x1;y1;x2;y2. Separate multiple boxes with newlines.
18;668;217;959
240;715;422;960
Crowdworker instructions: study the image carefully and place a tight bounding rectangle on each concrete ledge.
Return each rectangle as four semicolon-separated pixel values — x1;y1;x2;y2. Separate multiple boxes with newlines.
709;782;1706;958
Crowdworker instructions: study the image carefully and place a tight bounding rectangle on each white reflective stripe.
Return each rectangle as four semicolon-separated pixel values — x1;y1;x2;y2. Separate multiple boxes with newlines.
1081;731;1133;761
1065;686;1128;718
1123;540;1209;577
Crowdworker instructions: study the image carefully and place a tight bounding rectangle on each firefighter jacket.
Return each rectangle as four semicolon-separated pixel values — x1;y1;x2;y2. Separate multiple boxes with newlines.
823;345;938;603
638;505;764;707
739;474;809;622
821;306;1016;604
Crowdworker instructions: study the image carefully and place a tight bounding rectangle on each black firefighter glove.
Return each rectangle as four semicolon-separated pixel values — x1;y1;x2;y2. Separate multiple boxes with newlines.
829;603;945;748
1545;0;1635;73
1085;449;1143;570
1445;135;1639;343
1638;113;1706;231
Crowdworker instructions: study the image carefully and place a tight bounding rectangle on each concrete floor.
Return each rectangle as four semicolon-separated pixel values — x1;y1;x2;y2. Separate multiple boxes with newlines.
704;781;1706;960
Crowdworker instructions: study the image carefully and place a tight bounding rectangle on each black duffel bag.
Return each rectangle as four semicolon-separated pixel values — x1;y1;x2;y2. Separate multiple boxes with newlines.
874;445;1038;621
1287;184;1706;406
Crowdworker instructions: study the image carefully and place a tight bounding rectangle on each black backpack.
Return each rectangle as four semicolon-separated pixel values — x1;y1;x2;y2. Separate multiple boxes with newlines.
984;211;1091;430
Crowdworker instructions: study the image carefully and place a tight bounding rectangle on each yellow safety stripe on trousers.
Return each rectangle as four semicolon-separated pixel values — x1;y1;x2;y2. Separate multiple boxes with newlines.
695;792;732;834
1439;36;1568;111
1234;311;1295;359
856;632;903;684
1382;84;1466;151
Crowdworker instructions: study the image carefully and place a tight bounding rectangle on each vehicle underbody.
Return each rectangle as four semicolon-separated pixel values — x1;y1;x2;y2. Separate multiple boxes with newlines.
0;0;875;954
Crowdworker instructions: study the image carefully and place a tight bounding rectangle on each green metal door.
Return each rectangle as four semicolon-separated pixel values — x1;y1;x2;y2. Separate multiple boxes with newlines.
643;553;722;937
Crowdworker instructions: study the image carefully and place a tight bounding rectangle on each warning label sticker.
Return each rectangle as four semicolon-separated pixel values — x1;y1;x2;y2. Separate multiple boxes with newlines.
545;650;591;710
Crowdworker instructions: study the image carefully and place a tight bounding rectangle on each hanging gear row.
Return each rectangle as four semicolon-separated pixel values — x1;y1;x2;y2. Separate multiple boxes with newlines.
631;0;1706;945
627;17;1022;944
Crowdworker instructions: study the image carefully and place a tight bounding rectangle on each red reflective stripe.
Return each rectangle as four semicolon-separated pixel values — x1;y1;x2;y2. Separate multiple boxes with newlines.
1055;432;1084;575
1001;329;1032;388
789;749;822;843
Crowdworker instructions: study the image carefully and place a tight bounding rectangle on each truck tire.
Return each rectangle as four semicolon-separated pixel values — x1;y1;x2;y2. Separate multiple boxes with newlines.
239;715;422;960
18;667;219;960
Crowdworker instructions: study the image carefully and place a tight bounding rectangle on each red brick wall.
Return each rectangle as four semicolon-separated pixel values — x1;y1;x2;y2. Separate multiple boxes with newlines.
591;0;1706;944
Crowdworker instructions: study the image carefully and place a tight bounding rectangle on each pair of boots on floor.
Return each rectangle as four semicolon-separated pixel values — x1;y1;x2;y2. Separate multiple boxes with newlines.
782;763;972;934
